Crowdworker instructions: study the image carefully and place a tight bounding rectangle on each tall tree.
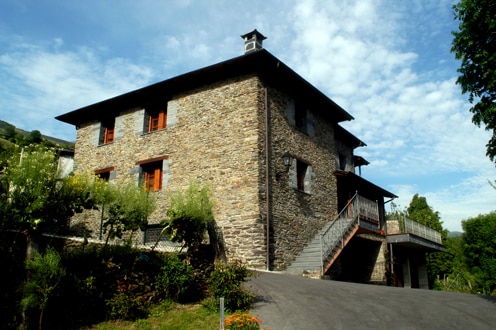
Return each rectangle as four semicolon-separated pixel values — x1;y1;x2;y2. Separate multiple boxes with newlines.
406;194;444;233
451;0;496;161
462;212;496;294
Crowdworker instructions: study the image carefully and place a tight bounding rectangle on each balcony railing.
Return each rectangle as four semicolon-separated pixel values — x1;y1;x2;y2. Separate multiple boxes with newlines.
336;194;379;222
388;216;442;244
320;193;380;273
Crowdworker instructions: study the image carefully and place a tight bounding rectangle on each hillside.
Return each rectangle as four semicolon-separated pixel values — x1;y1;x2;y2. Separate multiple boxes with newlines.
0;119;74;149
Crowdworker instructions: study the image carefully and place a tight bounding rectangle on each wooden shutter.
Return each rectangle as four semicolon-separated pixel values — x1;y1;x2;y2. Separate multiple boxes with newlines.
154;167;162;190
104;127;114;144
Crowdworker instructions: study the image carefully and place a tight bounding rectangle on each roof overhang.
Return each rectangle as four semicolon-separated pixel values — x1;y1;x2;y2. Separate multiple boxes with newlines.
353;155;369;167
56;49;354;127
335;124;366;149
387;233;445;252
334;170;397;200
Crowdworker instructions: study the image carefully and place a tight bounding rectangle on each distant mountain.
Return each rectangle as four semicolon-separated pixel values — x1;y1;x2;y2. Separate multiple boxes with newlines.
0;119;74;149
447;231;463;238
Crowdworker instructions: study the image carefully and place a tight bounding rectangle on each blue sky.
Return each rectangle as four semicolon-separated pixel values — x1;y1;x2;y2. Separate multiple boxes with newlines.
0;0;494;231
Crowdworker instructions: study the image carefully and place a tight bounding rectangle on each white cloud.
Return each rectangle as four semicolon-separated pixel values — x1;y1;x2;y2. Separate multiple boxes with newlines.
0;41;154;140
0;0;493;232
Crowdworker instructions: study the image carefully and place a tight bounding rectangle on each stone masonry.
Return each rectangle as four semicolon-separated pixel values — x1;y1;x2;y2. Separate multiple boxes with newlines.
71;70;352;271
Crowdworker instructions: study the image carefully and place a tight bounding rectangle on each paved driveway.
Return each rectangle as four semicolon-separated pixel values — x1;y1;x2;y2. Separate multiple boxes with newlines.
247;272;496;330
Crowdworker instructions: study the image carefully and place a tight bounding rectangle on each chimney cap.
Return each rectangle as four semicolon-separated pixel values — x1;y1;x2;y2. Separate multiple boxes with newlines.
241;29;267;41
241;29;267;54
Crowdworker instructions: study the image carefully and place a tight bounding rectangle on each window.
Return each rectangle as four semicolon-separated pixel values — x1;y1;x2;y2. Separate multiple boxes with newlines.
295;102;307;132
338;153;347;171
104;126;114;144
290;158;313;193
99;119;115;145
292;100;314;136
141;161;163;191
94;167;115;181
145;104;167;133
296;159;309;191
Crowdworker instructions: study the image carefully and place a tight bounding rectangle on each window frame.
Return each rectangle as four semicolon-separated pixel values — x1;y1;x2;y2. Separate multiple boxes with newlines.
289;157;312;194
94;167;115;181
99;119;115;145
136;157;168;191
145;103;168;133
296;159;309;191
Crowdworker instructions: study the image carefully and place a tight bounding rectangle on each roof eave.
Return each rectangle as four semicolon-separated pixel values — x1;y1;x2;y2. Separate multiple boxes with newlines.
55;49;354;126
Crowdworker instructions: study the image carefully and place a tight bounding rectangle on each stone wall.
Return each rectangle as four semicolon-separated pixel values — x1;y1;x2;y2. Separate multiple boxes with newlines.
72;73;345;271
74;74;266;267
262;86;339;270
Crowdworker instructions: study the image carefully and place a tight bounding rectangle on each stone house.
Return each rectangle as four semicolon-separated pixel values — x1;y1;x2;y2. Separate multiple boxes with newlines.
56;30;443;287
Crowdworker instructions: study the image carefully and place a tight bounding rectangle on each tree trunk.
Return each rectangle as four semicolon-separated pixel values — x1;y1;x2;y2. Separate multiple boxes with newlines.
207;220;227;264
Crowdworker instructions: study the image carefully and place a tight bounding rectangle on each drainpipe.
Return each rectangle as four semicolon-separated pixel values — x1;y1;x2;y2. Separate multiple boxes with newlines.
264;86;271;271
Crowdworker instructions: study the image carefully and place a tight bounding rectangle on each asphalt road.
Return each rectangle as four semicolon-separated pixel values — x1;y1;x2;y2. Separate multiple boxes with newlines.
247;272;496;330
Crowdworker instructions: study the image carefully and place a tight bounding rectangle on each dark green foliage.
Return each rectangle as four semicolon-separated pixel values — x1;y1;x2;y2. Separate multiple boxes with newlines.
451;0;496;162
53;245;163;326
2;239;256;326
26;130;43;144
407;194;444;234
21;247;66;330
4;124;16;140
155;253;195;301
106;289;148;320
206;260;255;313
462;212;496;294
428;236;464;290
0;232;26;329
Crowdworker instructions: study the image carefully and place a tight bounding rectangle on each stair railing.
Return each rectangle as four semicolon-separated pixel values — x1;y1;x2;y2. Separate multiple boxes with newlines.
320;191;360;274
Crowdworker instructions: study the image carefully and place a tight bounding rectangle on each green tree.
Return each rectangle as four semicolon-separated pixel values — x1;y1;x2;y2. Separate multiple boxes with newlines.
162;181;214;253
451;0;496;161
406;194;444;233
99;181;156;246
1;146;95;258
462;212;496;294
21;247;66;330
4;124;16;141
429;235;465;290
26;130;43;144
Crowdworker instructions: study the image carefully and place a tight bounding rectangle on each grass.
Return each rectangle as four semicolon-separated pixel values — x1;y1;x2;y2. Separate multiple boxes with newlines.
92;302;220;330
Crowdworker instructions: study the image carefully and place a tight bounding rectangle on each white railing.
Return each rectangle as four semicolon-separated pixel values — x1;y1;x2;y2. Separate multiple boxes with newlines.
401;216;442;244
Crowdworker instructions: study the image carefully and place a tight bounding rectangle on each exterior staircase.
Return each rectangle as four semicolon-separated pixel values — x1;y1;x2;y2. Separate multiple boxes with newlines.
286;193;377;277
285;216;358;276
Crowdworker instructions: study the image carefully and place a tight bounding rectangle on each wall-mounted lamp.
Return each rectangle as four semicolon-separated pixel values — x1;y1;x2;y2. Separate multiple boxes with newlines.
276;151;293;180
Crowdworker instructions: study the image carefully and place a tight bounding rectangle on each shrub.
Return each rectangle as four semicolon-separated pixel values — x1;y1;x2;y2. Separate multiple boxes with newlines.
162;181;214;252
156;253;195;301
21;247;66;329
106;288;148;320
206;260;255;312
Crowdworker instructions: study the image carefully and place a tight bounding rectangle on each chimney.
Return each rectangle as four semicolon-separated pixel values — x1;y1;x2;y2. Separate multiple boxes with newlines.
241;29;267;54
